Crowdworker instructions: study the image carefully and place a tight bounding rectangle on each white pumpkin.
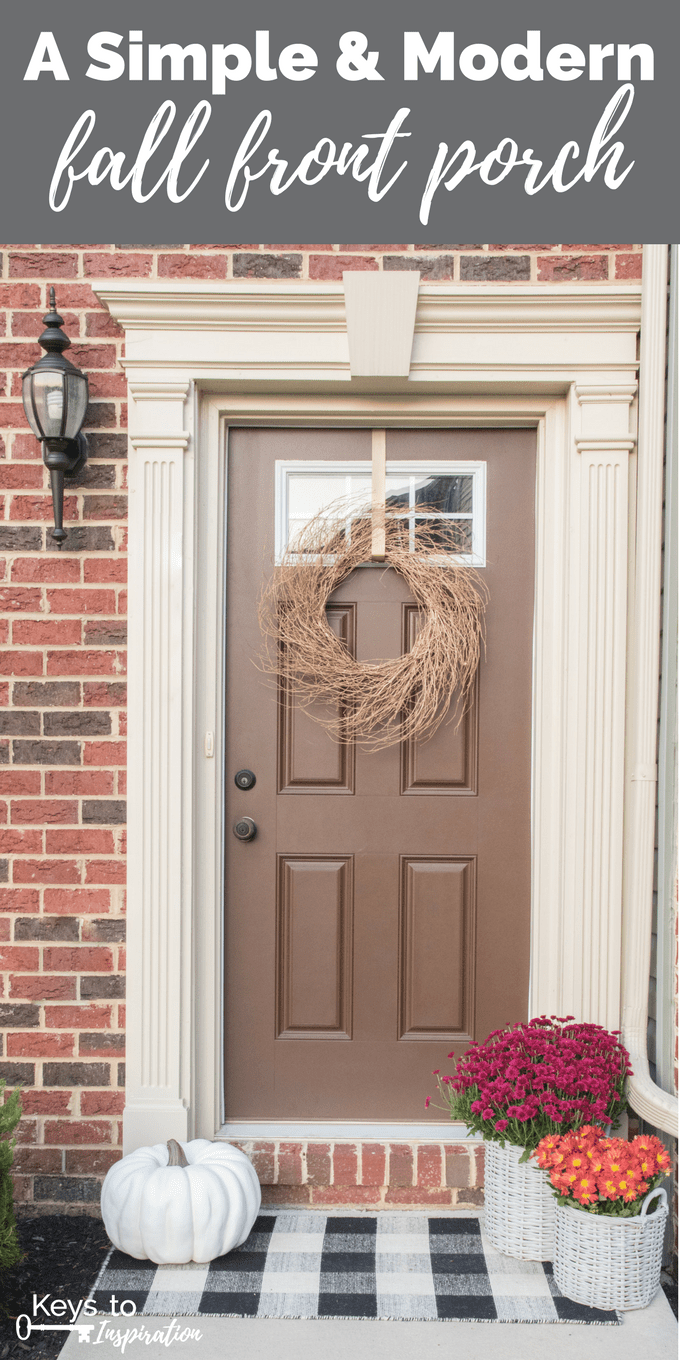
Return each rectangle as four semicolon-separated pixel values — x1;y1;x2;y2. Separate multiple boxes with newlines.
101;1138;261;1264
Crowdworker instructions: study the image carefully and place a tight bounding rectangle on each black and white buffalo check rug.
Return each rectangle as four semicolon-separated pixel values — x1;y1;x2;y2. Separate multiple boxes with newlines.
92;1212;620;1324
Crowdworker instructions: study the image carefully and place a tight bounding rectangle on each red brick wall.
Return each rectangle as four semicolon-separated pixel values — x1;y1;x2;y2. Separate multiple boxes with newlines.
234;1138;484;1208
0;243;640;1213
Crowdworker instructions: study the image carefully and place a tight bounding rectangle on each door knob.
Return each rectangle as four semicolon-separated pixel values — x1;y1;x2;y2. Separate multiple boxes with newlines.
233;816;257;842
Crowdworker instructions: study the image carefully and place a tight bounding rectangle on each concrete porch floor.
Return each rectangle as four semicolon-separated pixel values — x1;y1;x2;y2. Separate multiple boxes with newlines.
61;1291;676;1360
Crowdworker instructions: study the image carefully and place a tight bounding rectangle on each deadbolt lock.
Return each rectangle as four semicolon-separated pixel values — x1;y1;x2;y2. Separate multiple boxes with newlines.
235;769;256;790
233;816;257;842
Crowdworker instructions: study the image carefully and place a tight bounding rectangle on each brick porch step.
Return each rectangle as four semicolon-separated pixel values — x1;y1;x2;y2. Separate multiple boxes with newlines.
231;1140;485;1208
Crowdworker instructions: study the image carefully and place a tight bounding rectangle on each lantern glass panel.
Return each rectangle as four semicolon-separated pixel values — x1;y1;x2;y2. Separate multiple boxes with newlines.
63;371;88;439
29;370;66;438
21;374;43;439
23;368;88;441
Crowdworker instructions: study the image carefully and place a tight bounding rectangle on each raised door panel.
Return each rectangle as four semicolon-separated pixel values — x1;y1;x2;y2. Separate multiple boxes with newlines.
398;857;475;1041
276;855;353;1039
278;606;356;793
401;606;478;794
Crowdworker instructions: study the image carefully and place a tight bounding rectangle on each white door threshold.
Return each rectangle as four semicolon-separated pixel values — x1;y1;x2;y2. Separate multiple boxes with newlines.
217;1121;480;1141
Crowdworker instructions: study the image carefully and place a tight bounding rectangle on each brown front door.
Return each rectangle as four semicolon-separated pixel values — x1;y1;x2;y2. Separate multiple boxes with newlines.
224;428;535;1120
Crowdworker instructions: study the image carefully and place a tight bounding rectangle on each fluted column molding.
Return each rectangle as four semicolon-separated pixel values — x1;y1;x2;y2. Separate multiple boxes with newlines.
531;383;636;1032
123;381;194;1153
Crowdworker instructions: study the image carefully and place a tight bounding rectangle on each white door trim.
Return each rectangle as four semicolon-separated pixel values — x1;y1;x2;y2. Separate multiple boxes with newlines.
95;273;674;1151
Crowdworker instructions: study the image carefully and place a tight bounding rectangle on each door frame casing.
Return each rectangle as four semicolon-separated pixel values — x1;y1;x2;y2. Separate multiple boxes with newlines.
95;279;654;1152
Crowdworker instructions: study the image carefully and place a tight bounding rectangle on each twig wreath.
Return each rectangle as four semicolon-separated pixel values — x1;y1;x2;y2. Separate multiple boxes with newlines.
259;499;488;750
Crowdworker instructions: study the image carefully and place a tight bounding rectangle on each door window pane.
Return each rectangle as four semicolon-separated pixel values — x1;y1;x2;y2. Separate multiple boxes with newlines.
414;517;472;555
413;474;473;513
385;475;412;511
288;474;346;520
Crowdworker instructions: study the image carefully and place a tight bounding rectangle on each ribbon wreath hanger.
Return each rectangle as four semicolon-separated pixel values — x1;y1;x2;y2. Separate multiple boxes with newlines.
371;429;386;562
259;433;487;750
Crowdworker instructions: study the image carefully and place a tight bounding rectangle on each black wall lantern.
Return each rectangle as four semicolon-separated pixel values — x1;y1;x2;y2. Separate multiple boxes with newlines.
21;288;88;547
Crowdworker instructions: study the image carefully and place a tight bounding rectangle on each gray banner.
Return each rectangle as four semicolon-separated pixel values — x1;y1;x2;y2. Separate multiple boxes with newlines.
1;0;678;241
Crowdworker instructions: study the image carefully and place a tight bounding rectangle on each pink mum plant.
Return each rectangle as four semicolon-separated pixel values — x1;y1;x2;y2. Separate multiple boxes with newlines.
427;1016;631;1157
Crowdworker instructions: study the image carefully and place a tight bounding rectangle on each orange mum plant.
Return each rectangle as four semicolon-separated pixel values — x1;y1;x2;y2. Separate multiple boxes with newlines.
532;1126;671;1218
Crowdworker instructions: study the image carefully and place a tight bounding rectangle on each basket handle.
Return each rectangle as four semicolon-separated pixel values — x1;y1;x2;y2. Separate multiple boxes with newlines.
640;1186;668;1217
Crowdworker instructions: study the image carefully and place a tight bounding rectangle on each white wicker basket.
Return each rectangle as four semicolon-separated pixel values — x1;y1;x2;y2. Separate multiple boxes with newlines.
553;1187;668;1311
483;1141;556;1261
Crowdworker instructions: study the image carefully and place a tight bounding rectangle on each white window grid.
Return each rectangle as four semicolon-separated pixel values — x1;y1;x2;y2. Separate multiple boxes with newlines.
274;460;487;567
